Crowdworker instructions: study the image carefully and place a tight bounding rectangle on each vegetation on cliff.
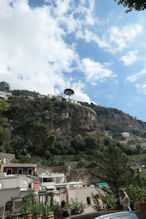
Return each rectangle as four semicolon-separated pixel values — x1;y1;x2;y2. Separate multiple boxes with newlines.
81;102;146;133
0;91;146;201
0;91;146;167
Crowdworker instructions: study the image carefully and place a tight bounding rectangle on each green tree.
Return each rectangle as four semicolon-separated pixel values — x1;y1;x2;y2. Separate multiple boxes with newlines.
122;144;134;155
71;134;85;153
115;0;146;12
29;122;55;156
0;126;11;150
84;135;102;155
84;135;97;150
0;99;9;113
64;88;74;100
136;144;143;154
54;135;73;155
11;135;25;151
22;193;37;214
127;185;146;204
94;145;134;198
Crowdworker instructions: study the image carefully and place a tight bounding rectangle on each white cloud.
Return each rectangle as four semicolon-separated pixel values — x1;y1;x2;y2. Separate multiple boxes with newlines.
71;81;90;103
77;24;143;53
0;0;76;93
1;0;144;105
80;58;116;84
45;0;95;34
107;24;143;52
136;83;146;95
0;0;97;103
127;68;146;82
120;50;138;65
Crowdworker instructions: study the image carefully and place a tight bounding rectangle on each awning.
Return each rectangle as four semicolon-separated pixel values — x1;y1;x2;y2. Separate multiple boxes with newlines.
46;185;56;190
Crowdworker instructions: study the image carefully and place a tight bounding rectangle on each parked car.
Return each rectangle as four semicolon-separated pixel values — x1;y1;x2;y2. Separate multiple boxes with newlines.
94;211;138;219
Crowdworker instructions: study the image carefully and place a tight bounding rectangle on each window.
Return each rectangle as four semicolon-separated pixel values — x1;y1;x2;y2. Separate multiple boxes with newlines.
43;178;52;182
17;169;23;174
6;168;12;175
28;169;33;175
43;178;47;182
87;197;91;205
5;201;13;211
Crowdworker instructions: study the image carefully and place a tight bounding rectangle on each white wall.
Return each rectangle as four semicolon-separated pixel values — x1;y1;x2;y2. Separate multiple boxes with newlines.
0;188;20;207
0;188;31;218
0;175;34;190
68;187;98;206
0;176;19;189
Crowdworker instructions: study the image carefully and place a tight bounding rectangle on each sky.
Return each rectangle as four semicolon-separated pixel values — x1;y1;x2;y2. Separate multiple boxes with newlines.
0;0;146;121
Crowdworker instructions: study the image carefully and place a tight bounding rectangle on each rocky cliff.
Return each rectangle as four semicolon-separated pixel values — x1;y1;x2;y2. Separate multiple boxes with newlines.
81;102;146;132
3;95;146;138
50;104;99;136
1;83;146;138
5;96;101;136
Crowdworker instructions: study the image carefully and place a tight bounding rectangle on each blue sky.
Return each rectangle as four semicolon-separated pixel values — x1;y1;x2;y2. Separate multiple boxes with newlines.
0;0;146;121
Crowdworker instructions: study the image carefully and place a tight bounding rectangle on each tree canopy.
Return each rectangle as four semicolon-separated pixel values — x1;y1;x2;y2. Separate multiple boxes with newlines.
94;144;134;198
64;88;74;98
0;99;9;113
115;0;146;12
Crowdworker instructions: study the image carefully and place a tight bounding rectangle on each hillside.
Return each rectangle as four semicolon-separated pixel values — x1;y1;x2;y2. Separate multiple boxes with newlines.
5;96;101;136
0;89;146;182
1;89;146;145
81;102;146;133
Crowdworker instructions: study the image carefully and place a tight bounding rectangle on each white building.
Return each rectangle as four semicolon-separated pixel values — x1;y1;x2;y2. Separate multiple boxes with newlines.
0;173;35;190
38;172;99;210
0;90;12;100
67;181;83;190
0;173;36;218
39;172;67;191
121;132;130;138
38;172;68;204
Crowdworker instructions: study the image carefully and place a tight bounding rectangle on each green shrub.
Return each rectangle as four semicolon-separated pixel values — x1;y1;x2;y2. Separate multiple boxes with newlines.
50;201;61;216
127;185;146;203
22;193;38;214
87;160;97;168
76;159;87;168
41;204;53;216
44;150;51;159
31;204;42;216
100;192;118;209
70;199;86;214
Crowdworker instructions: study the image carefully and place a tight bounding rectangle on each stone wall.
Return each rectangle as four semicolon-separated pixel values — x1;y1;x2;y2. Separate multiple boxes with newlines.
0;153;15;164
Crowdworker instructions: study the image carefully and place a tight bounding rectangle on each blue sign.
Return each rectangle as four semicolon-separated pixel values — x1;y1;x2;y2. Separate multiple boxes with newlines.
38;191;46;196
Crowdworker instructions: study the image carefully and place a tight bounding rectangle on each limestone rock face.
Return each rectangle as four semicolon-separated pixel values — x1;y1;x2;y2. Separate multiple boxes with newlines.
5;92;146;137
81;102;146;132
49;104;100;136
0;81;10;91
96;107;146;131
6;97;102;136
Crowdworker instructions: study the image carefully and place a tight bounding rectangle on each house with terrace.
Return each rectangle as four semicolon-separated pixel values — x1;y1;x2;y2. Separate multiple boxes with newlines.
2;163;37;176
